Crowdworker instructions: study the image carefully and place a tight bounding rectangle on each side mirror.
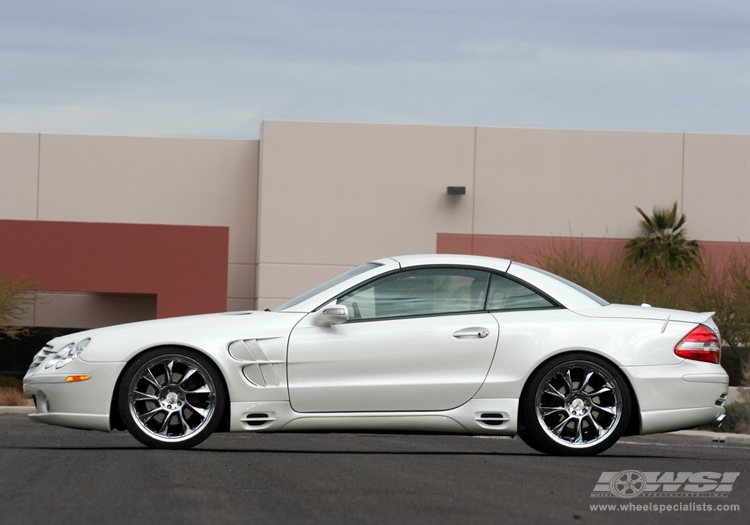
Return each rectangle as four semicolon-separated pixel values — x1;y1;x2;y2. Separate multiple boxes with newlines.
313;304;349;327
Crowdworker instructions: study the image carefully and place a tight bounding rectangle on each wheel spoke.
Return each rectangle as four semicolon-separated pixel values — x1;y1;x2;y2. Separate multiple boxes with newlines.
579;370;595;392
184;400;209;419
165;360;174;386
133;389;159;402
588;383;614;397
183;385;212;395
551;416;573;436
562;370;574;394
144;369;162;391
177;408;192;435
574;417;584;443
178;366;199;387
138;406;163;424
587;414;606;437
158;411;173;435
591;401;617;416
539;406;566;417
543;385;565;399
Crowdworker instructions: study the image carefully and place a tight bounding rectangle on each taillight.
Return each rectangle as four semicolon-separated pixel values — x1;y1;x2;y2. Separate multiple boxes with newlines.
674;325;721;364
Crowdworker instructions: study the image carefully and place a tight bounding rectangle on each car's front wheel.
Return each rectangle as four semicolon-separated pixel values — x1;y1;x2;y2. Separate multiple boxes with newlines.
521;353;631;456
118;348;225;449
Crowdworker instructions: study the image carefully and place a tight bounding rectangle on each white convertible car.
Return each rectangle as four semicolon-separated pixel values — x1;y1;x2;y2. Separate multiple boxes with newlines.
24;254;729;455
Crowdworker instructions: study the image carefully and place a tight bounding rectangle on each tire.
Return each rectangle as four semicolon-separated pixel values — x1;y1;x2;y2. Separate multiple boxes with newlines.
521;353;631;456
118;347;226;449
516;428;547;454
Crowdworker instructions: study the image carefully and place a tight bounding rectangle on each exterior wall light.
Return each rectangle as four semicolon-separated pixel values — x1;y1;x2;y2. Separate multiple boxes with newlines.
447;186;466;195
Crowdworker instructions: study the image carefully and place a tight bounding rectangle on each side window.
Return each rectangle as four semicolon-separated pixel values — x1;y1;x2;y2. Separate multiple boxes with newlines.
487;273;555;310
337;267;490;320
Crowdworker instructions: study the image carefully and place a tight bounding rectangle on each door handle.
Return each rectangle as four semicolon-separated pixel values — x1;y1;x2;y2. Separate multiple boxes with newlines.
453;327;490;339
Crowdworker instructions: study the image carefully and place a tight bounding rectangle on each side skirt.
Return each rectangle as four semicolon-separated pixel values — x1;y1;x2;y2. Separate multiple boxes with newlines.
229;398;519;435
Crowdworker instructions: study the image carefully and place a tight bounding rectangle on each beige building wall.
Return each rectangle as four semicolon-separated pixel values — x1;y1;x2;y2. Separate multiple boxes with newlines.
473;128;685;239
683;133;750;243
255;121;724;309
1;133;260;320
0;132;39;221
256;120;476;309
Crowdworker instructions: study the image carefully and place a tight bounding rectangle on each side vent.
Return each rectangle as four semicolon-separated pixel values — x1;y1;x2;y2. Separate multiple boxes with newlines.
476;413;509;426
227;339;284;388
241;413;276;427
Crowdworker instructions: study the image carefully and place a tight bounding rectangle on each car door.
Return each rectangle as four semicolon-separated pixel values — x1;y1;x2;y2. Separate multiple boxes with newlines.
287;266;500;413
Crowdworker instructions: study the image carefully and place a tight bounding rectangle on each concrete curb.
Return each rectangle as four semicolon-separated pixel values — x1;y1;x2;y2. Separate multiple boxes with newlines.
0;406;35;415
668;430;750;442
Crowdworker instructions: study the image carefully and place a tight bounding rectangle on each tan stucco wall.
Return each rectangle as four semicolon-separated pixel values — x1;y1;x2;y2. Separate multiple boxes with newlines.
256;121;749;309
473;127;685;239
256;120;476;309
0;133;39;221
683;133;750;243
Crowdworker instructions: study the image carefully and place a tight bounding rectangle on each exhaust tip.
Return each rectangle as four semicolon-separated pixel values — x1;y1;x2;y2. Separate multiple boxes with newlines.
709;414;726;428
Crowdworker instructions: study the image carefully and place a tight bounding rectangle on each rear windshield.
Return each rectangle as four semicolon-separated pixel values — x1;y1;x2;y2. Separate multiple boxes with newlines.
513;263;610;306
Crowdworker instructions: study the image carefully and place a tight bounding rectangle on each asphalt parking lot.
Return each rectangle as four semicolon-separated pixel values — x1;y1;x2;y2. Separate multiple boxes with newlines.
1;413;748;525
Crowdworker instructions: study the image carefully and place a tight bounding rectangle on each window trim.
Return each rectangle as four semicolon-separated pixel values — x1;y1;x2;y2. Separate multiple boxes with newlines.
320;264;563;323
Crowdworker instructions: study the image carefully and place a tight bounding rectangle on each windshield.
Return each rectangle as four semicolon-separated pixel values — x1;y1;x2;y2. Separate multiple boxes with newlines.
273;262;383;312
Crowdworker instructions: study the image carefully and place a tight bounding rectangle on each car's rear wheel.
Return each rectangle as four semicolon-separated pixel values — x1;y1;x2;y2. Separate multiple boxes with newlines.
521;353;631;456
118;348;225;449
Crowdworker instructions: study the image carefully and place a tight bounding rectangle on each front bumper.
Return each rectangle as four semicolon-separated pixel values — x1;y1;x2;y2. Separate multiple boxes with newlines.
23;361;125;432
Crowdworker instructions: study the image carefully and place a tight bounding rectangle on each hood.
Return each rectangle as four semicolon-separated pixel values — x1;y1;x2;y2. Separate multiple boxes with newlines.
52;310;307;363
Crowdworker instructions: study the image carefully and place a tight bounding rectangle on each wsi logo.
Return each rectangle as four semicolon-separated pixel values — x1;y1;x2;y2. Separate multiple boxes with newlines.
592;471;740;498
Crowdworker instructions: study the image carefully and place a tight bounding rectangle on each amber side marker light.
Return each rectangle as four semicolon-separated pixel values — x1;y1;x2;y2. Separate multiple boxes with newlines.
65;375;91;383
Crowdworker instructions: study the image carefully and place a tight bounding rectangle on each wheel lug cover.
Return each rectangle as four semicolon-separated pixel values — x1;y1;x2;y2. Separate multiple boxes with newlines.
165;392;179;405
568;397;587;416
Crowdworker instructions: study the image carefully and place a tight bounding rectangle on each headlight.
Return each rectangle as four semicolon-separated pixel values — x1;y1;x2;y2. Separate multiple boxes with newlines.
45;338;91;370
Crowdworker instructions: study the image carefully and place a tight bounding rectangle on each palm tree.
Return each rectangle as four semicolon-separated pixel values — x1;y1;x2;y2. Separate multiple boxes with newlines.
624;202;702;276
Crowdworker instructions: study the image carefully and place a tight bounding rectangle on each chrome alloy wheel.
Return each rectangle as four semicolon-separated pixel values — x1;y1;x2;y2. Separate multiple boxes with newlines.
127;354;217;443
534;360;623;449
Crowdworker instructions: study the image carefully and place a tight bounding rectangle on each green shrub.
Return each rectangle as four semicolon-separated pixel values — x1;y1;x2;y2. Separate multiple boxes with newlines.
624;202;702;276
532;239;694;310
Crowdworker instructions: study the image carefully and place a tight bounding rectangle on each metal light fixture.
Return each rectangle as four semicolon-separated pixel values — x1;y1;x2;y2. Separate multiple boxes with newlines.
447;186;466;195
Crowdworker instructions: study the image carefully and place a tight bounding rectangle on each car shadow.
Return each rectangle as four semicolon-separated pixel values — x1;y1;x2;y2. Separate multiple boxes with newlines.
0;444;692;459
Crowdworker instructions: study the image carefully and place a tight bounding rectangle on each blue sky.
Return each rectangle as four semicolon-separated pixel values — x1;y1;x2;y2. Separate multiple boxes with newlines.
1;0;748;138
